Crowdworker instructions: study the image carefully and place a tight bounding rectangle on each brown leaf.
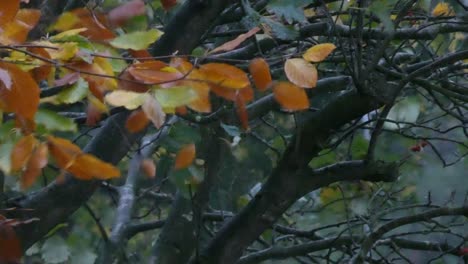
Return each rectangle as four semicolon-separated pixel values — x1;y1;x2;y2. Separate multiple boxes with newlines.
47;136;120;180
0;9;41;45
0;61;40;121
70;8;115;41
210;27;260;54
174;144;196;170
11;134;38;172
128;61;183;84
21;143;48;189
273;82;310;111
0;0;19;26
27;47;52;82
141;158;156;178
199;63;250;90
142;96;166;129
161;0;177;11
125;109;150;133
249;58;272;91
0;216;22;264
302;43;336;63
284;58;317;88
108;0;146;28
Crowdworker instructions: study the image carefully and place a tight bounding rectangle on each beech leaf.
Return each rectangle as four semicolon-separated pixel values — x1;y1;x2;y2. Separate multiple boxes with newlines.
273;81;310;111
210;27;260;54
142;95;166;129
284;58;317;88
249;58;272;91
174;144;196;170
302;43;336;63
110;29;163;50
105;90;148;110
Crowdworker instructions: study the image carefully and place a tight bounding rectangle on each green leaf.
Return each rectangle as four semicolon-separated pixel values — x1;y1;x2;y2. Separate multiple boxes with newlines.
55;77;89;104
369;0;395;33
41;236;70;264
110;29;164;50
153;86;198;112
35;109;77;132
70;250;97;264
261;18;298;40
267;0;313;24
0;120;15;141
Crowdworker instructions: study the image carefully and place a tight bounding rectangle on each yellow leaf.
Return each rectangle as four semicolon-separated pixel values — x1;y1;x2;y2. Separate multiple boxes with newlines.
50;12;80;31
432;2;453;16
105;90;149;110
50;28;88;41
302;43;336;63
284;58;317;88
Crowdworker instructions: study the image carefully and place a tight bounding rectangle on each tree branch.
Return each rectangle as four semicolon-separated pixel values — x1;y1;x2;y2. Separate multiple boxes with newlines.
351;206;468;263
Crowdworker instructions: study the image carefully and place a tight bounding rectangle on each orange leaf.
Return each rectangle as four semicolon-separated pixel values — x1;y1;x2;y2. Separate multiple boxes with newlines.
47;136;120;180
273;82;310;111
128;61;183;84
142;96;166;129
11;134;38;172
302;43;336;63
125;109;150;133
174;143;196;170
22;143;48;189
108;0;146;28
210;84;253;102
0;0;19;25
0;61;40;122
199;63;250;89
0;9;41;45
161;0;177;11
141;158;156;178
249;58;272;91
235;93;249;130
210;27;260;54
284;58;317;88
